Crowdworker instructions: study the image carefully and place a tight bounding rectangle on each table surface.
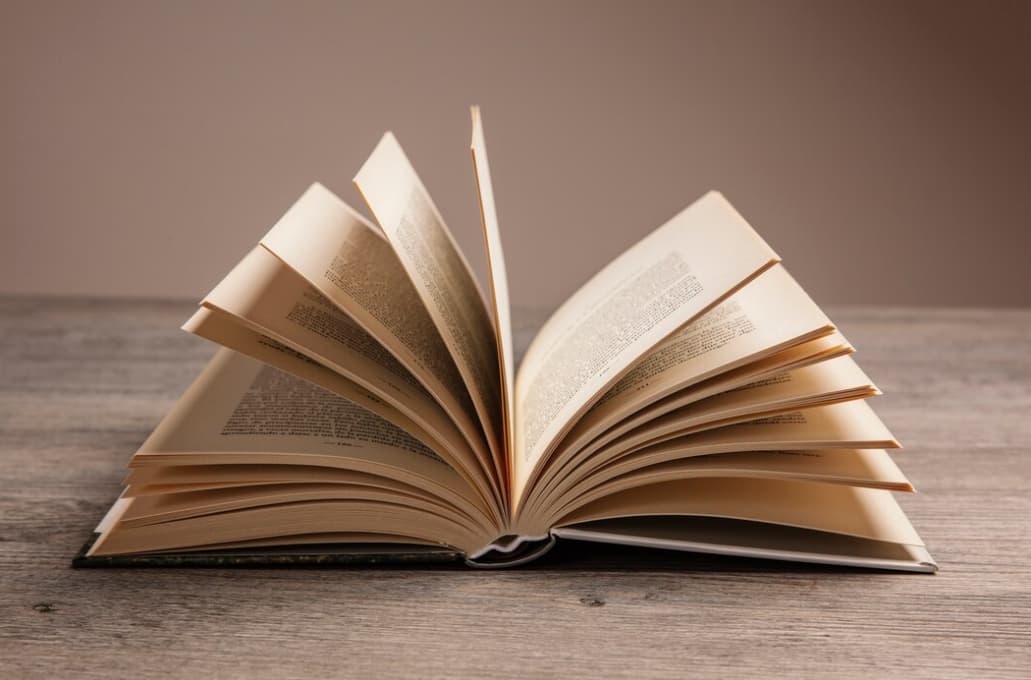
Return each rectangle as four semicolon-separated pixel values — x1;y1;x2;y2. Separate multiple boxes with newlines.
1;296;1029;679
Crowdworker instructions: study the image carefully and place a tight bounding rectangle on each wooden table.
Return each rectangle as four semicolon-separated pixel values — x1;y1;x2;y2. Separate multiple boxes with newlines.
1;296;1029;678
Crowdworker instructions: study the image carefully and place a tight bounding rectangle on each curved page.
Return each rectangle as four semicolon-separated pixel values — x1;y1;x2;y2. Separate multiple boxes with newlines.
546;449;912;525
132;349;477;510
354;135;503;470
258;183;496;496
183;307;499;522
194;246;497;509
525;332;854;514
530;264;835;507
513;192;779;506
470;107;516;495
553;477;924;547
528;354;878;518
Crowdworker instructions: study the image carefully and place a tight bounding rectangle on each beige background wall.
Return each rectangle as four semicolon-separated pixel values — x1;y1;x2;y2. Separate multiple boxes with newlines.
4;0;1030;309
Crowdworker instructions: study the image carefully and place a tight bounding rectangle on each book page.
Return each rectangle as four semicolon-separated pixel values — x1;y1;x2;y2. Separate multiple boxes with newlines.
203;247;430;412
184;308;440;458
526;354;877;519
600;332;853;451
132;349;481;509
541;264;834;485
553;477;924;547
553;517;934;572
572;266;833;440
522;332;855;518
119;481;479;530
193;245;498;508
118;348;501;547
470;107;516;491
183;306;499;522
513;191;779;506
120;461;495;537
92;497;488;557
513;400;900;534
576;400;899;491
593;355;878;467
258;183;494;486
607;399;899;465
354;134;503;467
555;449;912;517
125;463;470;501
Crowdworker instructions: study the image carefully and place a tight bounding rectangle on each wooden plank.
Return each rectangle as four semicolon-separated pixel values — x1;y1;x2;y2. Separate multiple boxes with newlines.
0;296;1028;678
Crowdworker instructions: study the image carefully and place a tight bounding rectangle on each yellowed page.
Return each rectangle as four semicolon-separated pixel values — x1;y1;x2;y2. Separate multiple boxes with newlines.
554;477;924;547
470;106;516;495
513;399;898;535
92;348;503;556
552;518;934;572
695;397;889;442
184;308;440;459
592;332;854;452
125;464;427;492
92;499;487;556
513;191;779;506
199;247;449;440
258;183;493;485
354;134;503;469
132;348;482;511
593;355;877;465
192;245;499;506
528;355;878;518
183;306;499;521
533;263;835;502
547;448;911;525
119;482;489;536
525;332;854;512
580;399;900;491
122;463;491;532
558;265;832;453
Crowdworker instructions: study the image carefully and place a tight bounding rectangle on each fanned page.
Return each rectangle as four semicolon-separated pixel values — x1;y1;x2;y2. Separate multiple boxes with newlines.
191;244;498;513
567;265;834;453
469;107;516;494
523;352;880;519
560;478;922;546
354;134;505;480
89;349;498;557
184;306;500;524
513;192;779;509
255;184;502;508
551;480;933;572
184;306;455;471
528;360;890;526
522;263;839;513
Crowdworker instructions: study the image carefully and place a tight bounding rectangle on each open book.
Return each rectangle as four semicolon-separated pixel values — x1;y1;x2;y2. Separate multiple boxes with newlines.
81;108;936;572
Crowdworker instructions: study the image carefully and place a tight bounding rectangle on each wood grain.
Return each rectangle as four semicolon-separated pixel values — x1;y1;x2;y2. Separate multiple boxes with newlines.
1;296;1029;679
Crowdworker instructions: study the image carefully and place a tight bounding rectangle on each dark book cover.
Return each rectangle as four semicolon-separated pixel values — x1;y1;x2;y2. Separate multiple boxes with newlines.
72;533;465;569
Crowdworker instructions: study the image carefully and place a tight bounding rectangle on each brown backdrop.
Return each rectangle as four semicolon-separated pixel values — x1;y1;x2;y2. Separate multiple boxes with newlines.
4;0;1030;308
